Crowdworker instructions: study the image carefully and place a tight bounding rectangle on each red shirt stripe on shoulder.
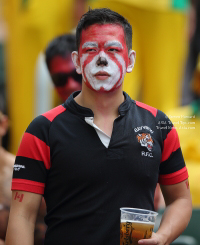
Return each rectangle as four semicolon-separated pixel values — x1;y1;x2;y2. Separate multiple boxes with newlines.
12;179;45;194
158;167;188;185
136;101;157;117
42;105;66;122
17;132;50;169
161;127;180;162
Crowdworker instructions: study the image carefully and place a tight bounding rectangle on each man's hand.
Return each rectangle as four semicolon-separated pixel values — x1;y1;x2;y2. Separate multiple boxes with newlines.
138;232;167;245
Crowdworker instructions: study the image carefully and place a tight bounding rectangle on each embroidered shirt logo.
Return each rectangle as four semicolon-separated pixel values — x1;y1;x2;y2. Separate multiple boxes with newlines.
137;133;153;152
14;164;25;171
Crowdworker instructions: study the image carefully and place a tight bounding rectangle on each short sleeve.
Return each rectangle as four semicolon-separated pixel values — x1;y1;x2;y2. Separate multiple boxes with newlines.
157;111;188;185
12;115;51;194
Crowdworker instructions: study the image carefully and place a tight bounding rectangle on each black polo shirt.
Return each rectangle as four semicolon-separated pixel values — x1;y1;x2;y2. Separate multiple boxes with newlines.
12;91;188;245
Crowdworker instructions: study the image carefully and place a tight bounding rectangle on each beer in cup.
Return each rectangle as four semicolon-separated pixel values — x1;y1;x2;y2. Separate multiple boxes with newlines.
120;207;158;245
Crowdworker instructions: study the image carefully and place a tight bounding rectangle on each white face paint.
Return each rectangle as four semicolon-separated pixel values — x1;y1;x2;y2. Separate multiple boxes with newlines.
80;51;126;91
71;24;136;92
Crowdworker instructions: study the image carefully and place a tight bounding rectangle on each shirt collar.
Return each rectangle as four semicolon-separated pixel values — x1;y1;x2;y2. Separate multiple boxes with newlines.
64;91;132;118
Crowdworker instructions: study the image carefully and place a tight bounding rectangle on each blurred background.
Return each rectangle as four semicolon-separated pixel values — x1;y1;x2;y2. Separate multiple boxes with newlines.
0;0;200;244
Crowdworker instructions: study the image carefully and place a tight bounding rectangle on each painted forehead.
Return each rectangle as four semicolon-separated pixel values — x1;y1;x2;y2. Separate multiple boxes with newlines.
49;55;75;74
80;24;126;47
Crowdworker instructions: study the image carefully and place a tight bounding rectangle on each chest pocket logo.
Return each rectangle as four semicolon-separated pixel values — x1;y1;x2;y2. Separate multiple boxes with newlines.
137;133;154;152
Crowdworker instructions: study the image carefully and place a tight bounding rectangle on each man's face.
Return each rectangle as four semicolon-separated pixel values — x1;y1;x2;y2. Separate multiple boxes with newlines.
49;55;82;101
77;24;130;92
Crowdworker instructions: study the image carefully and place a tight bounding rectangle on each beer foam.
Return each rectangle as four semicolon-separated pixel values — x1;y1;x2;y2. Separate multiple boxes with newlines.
121;219;155;225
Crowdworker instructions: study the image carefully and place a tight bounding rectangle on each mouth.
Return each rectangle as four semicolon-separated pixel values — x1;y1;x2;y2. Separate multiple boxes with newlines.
94;71;110;80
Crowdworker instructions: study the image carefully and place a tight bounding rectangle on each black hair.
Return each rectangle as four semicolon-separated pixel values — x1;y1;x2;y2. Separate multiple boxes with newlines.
76;8;132;51
45;34;77;70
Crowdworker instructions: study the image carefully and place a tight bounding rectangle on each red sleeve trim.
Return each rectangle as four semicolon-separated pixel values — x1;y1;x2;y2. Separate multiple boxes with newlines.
42;105;66;122
158;167;188;185
12;179;45;194
161;127;180;162
17;132;51;169
135;101;157;117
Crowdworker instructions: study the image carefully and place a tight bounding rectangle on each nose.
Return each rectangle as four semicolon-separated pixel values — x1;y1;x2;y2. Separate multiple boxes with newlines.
96;54;108;67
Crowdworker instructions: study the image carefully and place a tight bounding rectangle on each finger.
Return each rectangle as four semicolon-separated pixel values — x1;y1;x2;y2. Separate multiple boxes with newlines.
138;238;158;245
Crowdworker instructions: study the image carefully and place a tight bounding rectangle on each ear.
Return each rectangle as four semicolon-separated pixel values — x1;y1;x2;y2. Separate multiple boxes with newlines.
126;50;136;73
71;51;82;74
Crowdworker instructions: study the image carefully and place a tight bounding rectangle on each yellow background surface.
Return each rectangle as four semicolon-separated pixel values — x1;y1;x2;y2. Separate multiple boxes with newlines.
4;0;74;153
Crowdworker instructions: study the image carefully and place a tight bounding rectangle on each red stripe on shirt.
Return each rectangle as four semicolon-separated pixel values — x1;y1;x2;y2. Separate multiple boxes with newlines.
17;132;50;169
158;166;188;185
136;101;157;117
12;179;45;194
161;127;180;162
42;105;66;122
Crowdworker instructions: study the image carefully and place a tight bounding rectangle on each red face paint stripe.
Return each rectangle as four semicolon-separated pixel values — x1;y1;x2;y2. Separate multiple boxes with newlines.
82;69;94;91
42;105;66;122
82;53;96;66
17;132;50;169
161;127;180;162
111;55;123;87
12;179;45;194
136;101;157;117
158;166;188;185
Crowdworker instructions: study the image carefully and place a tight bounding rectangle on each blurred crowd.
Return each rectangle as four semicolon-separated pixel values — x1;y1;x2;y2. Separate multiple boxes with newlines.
0;0;200;244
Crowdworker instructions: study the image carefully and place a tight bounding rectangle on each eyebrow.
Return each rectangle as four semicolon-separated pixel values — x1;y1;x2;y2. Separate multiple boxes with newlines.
104;41;123;48
82;42;98;49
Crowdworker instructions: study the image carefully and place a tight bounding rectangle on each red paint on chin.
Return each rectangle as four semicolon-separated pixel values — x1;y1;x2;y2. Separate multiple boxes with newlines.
84;78;123;93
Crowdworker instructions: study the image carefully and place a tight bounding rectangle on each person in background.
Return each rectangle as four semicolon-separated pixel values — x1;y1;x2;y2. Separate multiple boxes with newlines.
0;100;46;245
182;0;200;105
6;8;192;245
0;99;15;245
33;33;83;245
167;60;200;207
45;34;82;102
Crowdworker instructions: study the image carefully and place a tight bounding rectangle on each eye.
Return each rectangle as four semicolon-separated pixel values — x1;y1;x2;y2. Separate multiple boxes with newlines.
108;48;119;52
86;48;96;52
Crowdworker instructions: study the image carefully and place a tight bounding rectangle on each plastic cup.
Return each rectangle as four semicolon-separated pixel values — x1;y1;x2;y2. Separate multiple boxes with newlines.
120;207;158;245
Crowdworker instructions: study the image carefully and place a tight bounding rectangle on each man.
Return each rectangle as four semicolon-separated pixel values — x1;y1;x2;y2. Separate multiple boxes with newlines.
0;100;46;245
45;33;164;212
45;34;82;102
6;8;192;245
182;0;200;105
0;100;15;245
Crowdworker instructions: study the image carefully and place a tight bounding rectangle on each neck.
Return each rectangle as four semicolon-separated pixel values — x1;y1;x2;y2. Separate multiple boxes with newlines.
75;83;124;117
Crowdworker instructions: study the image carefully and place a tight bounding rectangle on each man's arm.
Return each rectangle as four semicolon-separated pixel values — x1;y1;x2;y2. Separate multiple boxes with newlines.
138;179;192;245
5;190;42;245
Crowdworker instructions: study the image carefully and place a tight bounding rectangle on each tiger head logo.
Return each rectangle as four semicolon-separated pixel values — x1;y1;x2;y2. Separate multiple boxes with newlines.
137;133;153;151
